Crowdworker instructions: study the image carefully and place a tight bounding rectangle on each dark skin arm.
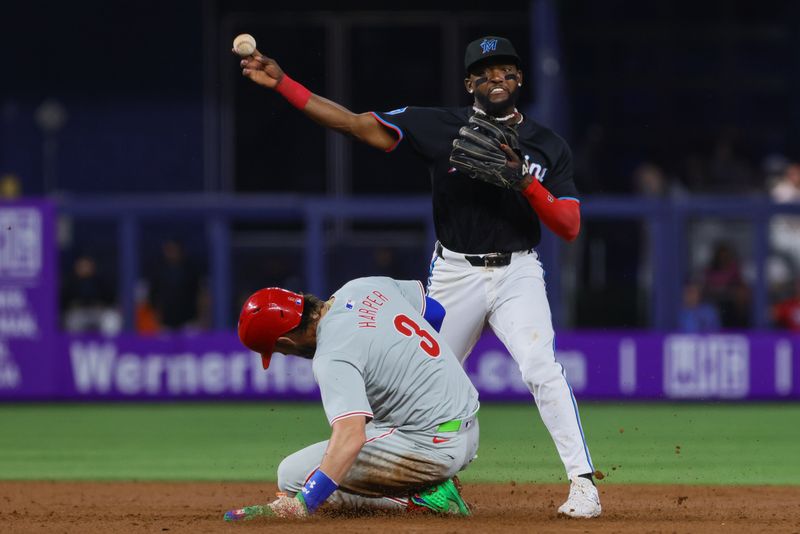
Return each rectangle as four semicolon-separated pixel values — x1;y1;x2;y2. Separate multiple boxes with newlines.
238;51;396;151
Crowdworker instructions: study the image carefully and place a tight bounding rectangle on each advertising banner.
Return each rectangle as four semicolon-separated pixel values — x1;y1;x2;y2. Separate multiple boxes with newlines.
2;329;798;401
0;200;57;398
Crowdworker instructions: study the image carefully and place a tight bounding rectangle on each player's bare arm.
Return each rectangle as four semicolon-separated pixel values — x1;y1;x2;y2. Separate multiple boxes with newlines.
261;415;367;518
239;52;396;151
318;415;368;483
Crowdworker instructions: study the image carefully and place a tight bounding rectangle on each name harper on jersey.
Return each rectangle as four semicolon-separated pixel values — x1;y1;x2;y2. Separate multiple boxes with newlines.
356;290;391;328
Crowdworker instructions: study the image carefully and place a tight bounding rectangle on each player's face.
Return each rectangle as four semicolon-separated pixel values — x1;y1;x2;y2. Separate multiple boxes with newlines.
465;62;523;115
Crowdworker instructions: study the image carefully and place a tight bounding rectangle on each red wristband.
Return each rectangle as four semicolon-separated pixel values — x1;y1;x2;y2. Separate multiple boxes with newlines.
276;74;311;110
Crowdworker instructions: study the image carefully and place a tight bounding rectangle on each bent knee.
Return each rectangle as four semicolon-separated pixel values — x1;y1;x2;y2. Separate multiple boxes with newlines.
277;456;310;493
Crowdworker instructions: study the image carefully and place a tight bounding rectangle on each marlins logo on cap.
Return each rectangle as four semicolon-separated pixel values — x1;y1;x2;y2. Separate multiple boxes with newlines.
464;35;520;73
480;38;498;54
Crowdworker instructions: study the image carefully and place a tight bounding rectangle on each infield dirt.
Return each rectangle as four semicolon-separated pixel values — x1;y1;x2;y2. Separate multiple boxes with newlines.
1;481;798;533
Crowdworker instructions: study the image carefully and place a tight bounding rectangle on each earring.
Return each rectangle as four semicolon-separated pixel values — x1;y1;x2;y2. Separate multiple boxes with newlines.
518;83;522;87
468;89;473;93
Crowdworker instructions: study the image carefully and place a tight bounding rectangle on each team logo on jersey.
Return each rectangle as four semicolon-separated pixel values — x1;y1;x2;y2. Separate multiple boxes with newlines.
480;39;498;54
522;154;548;182
344;299;354;310
385;107;408;115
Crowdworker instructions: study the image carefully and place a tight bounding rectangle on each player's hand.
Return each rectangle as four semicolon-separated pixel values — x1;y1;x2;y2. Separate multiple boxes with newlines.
499;143;521;168
236;51;285;90
450;115;528;190
269;495;309;518
499;144;533;190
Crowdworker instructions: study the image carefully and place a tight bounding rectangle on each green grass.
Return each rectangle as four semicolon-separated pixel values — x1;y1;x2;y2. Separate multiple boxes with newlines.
0;403;798;484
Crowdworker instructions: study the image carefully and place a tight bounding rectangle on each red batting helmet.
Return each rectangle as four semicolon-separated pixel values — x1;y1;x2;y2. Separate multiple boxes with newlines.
237;288;305;369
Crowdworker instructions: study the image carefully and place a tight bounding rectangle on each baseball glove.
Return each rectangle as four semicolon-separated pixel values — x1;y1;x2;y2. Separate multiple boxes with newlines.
449;114;526;190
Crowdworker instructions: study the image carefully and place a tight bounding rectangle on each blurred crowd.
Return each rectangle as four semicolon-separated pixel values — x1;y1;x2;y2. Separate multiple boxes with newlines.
60;239;207;336
618;151;800;332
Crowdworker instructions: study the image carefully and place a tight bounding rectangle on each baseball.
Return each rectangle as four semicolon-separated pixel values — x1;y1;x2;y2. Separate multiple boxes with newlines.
233;34;256;57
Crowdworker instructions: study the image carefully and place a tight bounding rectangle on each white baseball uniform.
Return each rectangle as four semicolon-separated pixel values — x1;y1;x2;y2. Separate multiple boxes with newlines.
276;276;480;511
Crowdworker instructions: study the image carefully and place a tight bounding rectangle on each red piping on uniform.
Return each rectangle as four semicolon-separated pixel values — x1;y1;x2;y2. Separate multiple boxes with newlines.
370;113;404;152
330;411;374;426
418;280;426;316
304;466;320;485
384;496;409;507
365;427;397;444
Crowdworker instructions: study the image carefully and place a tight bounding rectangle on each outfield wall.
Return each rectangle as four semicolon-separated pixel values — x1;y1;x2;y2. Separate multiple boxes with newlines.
1;331;797;401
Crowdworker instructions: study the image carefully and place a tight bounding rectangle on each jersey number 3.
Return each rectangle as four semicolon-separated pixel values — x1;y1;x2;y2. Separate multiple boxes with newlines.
393;314;441;358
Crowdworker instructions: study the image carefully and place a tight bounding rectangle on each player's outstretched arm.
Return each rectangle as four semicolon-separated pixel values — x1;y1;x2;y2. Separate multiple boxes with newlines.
238;52;396;151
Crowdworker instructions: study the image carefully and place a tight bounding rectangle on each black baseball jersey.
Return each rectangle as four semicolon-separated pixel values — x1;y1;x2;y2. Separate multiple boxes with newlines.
372;106;579;254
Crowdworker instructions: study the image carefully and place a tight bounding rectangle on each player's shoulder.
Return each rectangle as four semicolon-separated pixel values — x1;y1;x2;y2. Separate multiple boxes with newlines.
378;105;468;123
519;115;572;158
312;349;358;375
428;106;471;124
335;276;394;295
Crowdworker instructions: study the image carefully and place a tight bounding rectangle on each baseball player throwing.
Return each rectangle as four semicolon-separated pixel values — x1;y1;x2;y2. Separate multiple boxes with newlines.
237;35;600;518
224;277;479;519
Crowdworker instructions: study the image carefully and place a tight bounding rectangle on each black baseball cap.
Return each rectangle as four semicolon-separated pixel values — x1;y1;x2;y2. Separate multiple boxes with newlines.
464;36;520;74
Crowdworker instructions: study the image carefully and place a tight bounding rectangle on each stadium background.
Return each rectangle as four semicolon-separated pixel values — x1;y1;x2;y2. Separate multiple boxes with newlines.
1;1;800;532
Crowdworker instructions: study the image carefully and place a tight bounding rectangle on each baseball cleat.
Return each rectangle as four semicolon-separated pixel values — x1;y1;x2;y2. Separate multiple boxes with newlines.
409;477;471;516
557;475;601;518
223;504;274;521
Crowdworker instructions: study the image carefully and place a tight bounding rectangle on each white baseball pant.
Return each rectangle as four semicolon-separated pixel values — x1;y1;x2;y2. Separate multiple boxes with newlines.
427;242;594;478
277;417;479;511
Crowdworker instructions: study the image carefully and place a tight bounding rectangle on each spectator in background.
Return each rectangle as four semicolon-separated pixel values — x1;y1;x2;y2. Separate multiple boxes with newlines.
704;130;757;193
769;162;800;270
703;241;751;328
773;279;800;332
61;254;121;335
770;162;800;203
762;153;790;191
631;162;687;199
135;281;159;335
678;281;721;333
148;239;201;331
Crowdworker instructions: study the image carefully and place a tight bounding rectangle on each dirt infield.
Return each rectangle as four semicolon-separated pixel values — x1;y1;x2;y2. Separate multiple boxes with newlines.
1;481;798;534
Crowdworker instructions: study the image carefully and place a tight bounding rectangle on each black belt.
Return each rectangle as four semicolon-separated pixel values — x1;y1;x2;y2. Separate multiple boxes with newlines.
436;242;516;267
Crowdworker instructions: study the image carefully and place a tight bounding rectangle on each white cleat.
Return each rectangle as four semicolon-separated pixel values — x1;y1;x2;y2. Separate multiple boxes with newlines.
557;475;602;518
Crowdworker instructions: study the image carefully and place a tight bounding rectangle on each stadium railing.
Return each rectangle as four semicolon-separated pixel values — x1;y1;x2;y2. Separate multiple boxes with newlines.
57;195;800;331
